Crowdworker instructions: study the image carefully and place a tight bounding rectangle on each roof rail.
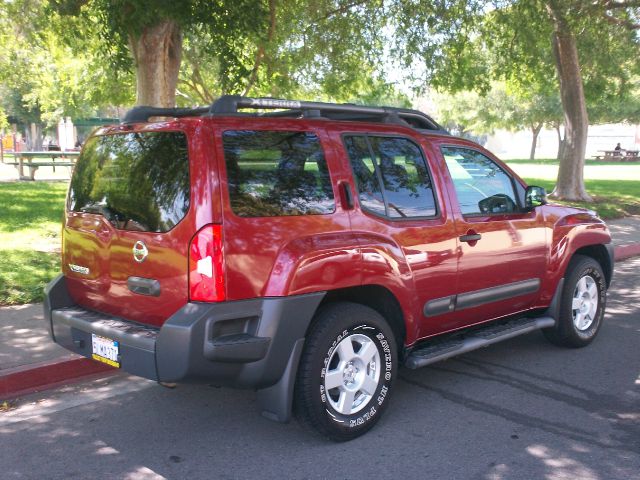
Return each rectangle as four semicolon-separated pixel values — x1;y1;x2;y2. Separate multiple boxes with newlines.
209;95;447;132
122;95;448;134
122;106;209;124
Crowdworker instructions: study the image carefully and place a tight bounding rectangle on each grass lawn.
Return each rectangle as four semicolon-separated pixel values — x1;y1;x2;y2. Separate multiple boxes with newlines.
504;157;635;167
505;160;640;219
0;182;67;305
521;178;640;219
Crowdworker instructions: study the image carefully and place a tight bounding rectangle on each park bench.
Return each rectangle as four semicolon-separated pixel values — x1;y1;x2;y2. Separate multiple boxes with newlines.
4;151;80;180
593;150;639;161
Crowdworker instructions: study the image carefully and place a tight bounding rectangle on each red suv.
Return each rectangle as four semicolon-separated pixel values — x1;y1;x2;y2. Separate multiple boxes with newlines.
45;96;613;441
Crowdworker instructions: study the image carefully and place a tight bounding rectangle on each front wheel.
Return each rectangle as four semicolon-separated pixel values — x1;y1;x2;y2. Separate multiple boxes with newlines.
543;255;607;348
294;302;397;441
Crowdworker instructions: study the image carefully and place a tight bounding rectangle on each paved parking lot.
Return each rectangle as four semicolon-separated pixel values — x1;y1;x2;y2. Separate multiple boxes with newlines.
2;258;639;480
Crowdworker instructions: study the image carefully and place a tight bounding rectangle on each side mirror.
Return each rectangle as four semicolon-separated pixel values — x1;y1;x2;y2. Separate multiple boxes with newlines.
525;185;547;209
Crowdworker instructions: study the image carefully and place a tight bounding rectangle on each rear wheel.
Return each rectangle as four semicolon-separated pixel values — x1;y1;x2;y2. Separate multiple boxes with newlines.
294;302;397;441
543;255;607;348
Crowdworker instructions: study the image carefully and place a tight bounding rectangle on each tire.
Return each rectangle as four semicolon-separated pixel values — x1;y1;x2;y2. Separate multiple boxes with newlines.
543;255;607;348
294;302;397;441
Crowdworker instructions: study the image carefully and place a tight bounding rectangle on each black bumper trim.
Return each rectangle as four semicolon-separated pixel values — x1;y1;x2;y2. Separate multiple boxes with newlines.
44;275;325;389
53;307;158;351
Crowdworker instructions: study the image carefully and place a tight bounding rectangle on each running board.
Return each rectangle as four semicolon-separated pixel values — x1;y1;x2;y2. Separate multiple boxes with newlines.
405;316;556;369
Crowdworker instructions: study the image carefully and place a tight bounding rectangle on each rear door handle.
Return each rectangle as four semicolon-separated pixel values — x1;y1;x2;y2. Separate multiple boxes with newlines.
128;276;161;297
339;181;354;210
460;233;482;243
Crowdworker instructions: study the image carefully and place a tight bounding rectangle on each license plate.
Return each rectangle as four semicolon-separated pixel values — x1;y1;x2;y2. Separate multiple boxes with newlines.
91;334;120;368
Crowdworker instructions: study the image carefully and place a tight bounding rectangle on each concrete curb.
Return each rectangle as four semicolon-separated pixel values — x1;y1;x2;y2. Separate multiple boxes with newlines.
615;243;640;261
1;243;638;401
0;355;115;401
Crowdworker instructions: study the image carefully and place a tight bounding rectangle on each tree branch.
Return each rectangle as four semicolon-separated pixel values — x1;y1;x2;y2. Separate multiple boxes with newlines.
182;48;214;103
601;11;640;28
600;0;640;9
243;0;277;96
302;0;373;35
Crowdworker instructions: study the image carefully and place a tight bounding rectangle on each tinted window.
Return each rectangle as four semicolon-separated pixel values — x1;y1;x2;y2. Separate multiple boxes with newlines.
68;132;189;232
222;130;334;217
345;135;437;218
442;146;518;215
344;136;386;216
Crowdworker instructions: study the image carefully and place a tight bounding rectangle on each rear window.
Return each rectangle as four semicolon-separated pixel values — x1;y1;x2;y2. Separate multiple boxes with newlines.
222;130;335;217
68;132;189;232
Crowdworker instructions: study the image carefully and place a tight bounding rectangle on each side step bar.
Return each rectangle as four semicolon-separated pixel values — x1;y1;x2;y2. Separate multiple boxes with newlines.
405;316;555;369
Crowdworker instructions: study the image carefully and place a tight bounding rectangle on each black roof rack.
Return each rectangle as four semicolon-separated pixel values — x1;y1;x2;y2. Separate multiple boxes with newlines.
122;95;449;134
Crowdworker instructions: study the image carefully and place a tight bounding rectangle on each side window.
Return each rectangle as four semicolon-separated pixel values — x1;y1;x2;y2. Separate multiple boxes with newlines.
441;146;518;215
222;130;335;217
344;135;437;219
344;136;386;216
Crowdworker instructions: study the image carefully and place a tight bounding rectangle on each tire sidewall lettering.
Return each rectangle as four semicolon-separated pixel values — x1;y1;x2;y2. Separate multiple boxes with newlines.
320;325;394;428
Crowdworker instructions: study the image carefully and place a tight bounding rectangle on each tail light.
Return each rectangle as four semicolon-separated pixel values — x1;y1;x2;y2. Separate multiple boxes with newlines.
189;224;225;302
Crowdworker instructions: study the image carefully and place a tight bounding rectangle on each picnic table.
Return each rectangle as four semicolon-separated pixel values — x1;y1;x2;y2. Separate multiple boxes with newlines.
6;151;81;180
593;150;639;161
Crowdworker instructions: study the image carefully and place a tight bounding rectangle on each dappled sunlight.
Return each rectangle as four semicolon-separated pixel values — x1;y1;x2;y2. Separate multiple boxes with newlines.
526;444;599;480
0;304;65;368
0;250;60;305
0;182;68;235
123;466;166;480
0;375;154;432
607;218;639;247
484;463;510;480
603;258;640;320
93;440;120;455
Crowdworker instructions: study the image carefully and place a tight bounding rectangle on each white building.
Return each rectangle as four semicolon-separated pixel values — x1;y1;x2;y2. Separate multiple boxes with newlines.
485;124;640;160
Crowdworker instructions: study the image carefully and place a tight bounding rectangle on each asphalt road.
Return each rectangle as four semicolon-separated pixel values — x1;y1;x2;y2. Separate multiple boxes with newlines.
2;258;639;480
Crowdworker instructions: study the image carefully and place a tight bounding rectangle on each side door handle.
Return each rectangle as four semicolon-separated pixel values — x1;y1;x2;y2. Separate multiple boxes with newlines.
460;233;482;243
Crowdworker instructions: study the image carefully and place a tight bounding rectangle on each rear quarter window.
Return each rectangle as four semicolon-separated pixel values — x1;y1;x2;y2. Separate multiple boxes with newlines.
68;131;189;232
222;130;335;217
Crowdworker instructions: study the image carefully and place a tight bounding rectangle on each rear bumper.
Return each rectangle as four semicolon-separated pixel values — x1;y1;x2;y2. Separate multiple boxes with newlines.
44;274;324;388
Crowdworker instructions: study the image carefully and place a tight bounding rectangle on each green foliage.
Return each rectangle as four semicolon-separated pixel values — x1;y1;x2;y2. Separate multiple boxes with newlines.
177;1;394;103
0;108;8;130
0;0;135;127
393;0;640;124
435;83;563;135
389;0;489;94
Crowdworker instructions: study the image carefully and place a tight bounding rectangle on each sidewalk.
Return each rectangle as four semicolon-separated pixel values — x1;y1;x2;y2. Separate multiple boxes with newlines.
0;305;113;400
607;216;640;259
1;216;639;401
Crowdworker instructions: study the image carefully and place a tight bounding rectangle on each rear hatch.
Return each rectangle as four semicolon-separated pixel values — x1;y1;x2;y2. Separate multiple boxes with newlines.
63;129;195;326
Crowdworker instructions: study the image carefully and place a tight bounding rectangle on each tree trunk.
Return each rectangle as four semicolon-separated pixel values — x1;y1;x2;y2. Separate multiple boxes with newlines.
129;20;183;108
530;123;542;160
554;124;566;161
24;123;43;150
546;4;591;201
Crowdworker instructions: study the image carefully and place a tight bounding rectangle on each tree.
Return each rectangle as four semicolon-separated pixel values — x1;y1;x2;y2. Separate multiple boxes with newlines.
392;0;640;201
48;0;269;107
0;109;8;131
49;1;392;108
433;84;562;160
0;0;135;147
